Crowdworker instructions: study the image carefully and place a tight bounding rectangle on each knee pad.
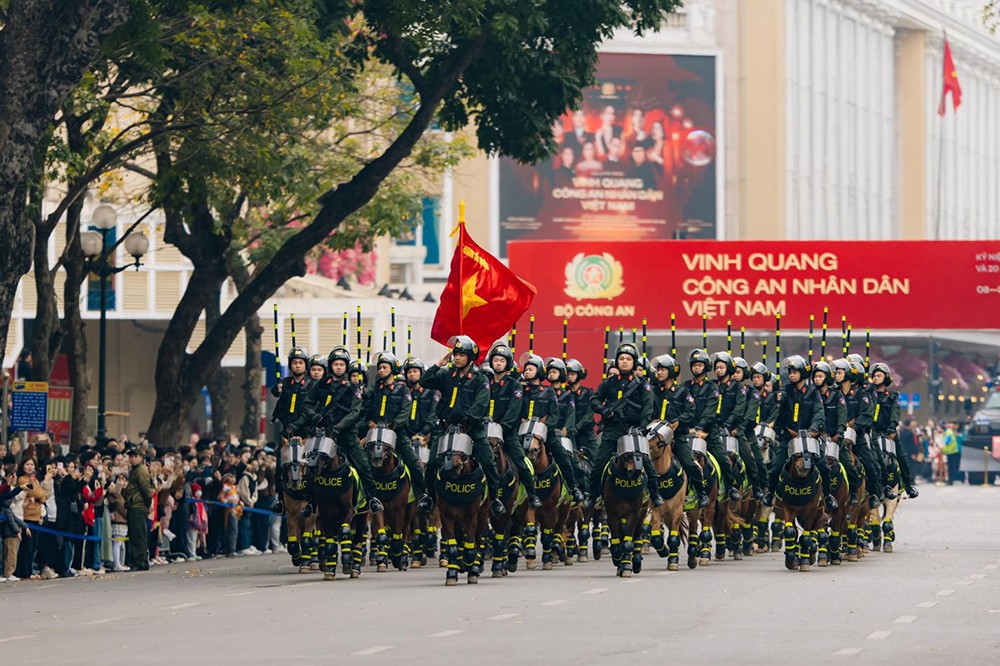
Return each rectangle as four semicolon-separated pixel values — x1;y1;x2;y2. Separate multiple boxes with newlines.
817;531;829;546
579;527;591;542
667;533;681;552
783;524;797;541
649;531;664;550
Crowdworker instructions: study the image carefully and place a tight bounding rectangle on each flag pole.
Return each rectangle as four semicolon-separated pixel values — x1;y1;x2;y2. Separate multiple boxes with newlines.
702;314;708;350
603;326;610;379
529;315;535;354
356;306;362;359
821;306;828;361
726;319;732;353
290;312;296;348
670;313;676;357
641;318;647;360
562;319;568;360
342;311;347;347
457;200;465;335
391;307;397;355
273;304;281;385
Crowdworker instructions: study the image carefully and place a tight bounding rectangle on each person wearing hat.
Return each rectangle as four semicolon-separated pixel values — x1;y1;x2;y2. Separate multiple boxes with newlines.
870;363;918;498
123;449;153;571
650;354;708;508
270;347;313;442
566;359;599;464
366;352;423;500
713;351;762;500
417;336;505;517
543;357;586;503
484;344;539;508
684;349;739;501
584;343;662;509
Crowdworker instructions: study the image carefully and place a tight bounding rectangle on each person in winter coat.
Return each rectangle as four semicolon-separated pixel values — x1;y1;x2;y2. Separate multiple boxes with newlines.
14;458;46;579
107;475;129;572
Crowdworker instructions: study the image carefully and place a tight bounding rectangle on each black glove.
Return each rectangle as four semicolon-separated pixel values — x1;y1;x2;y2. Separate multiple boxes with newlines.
447;412;464;426
281;425;295;439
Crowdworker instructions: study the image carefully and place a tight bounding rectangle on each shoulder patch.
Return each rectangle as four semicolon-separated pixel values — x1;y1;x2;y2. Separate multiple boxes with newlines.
514;389;523;398
432;394;440;402
353;388;362;400
686;395;695;403
644;384;652;391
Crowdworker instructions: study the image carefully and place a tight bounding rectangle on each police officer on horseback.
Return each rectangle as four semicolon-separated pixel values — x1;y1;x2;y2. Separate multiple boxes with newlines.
838;358;888;506
684;349;741;502
764;355;838;512
714;352;765;500
567;359;598;465
484;343;540;508
813;361;854;498
869;363;918;499
650;354;709;508
543;357;587;503
585;343;663;509
417;336;506;517
368;352;425;500
404;357;438;498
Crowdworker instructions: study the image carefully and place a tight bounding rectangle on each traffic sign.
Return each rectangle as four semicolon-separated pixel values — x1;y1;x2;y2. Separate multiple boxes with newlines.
898;393;910;408
11;381;49;432
912;393;921;409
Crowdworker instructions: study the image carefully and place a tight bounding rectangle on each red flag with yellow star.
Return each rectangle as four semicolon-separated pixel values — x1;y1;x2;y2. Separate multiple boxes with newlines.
430;207;536;361
938;36;962;115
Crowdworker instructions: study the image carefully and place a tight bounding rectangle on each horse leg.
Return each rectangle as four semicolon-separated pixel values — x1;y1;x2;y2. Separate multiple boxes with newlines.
630;513;644;575
577;512;590;563
817;528;829;567
882;496;898;553
524;519;538;569
869;507;882;552
783;519;799;571
797;524;813;572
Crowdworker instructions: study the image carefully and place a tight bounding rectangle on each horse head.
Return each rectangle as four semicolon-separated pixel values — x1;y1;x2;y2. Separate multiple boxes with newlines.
755;425;775;464
281;436;312;482
487;421;505;457
365;425;398;471
518;418;548;462
615;427;649;477
787;431;820;479
824;438;840;470
645;420;674;459
690;434;709;471
437;426;475;477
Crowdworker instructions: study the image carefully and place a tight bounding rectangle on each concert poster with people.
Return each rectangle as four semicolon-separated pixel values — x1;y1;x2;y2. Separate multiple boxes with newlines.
498;52;718;258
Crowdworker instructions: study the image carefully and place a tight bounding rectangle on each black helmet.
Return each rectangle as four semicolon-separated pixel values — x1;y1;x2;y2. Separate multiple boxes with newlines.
348;360;368;382
487;343;515;372
639;357;651;374
846;353;866;368
750;362;772;383
307;354;327;372
327;346;352;369
566;358;588;381
288;346;308;364
812;360;834;386
848;361;865;384
711;351;735;376
545;357;567;382
482;366;496;382
651;354;680;379
375;351;401;375
871;362;892;386
614;343;639;370
783;355;808;375
733;357;750;376
831;358;852;382
402;357;425;375
449;335;479;361
688;348;710;373
518;352;544;373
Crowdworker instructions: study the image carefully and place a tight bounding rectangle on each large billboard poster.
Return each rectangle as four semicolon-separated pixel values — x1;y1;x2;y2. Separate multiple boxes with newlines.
498;52;719;258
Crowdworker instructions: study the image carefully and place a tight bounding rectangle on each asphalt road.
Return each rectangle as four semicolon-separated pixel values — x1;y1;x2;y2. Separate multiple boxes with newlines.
1;482;997;665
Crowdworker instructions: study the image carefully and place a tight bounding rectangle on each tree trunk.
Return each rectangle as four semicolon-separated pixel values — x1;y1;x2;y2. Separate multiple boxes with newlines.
62;200;90;449
204;281;230;439
0;0;130;368
240;313;264;443
28;145;63;382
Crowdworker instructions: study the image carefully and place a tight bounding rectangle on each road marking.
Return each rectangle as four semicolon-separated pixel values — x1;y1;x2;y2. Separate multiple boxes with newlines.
984;564;998;570
936;589;956;596
540;599;567;606
86;617;122;625
867;630;892;640
970;573;986;579
893;616;918;624
488;613;519;621
0;636;36;644
353;646;393;656
956;581;973;586
166;602;201;610
834;648;862;656
228;591;257;597
916;602;938;609
428;630;463;638
38;584;59;589
583;587;607;595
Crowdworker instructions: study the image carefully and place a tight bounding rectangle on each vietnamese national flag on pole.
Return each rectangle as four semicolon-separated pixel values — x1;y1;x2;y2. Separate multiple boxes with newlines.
938;35;962;115
430;204;536;360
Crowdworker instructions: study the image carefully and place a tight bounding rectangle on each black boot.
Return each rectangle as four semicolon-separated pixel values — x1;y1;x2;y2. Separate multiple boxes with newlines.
369;496;384;514
529;495;543;509
418;494;434;513
883;486;897;500
728;486;742;502
490;497;506;516
824;494;838;512
571;487;585;504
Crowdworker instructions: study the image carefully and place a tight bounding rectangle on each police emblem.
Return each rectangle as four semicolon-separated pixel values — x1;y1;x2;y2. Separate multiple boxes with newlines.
563;253;625;301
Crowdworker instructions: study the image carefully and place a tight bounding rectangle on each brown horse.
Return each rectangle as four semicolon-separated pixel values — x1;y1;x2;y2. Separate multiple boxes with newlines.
602;428;650;578
646;422;688;571
870;435;903;554
434;427;490;586
686;437;721;568
487;423;522;577
309;435;368;580
365;427;416;572
753;426;781;552
279;437;319;572
715;437;757;562
775;432;829;572
517;418;569;571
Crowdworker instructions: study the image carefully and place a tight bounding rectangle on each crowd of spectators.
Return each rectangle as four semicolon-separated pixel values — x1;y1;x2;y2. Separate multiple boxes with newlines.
0;434;283;582
897;418;972;486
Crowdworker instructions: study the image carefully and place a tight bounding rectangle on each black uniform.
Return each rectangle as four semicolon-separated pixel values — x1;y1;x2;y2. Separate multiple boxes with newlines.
717;377;761;491
683;376;736;492
488;375;534;497
368;378;424;496
271;375;313;437
651;379;705;493
739;383;769;490
872;387;915;490
305;373;377;498
842;384;884;497
570;384;598;461
586;372;659;501
819;386;854;493
767;382;832;495
420;364;501;495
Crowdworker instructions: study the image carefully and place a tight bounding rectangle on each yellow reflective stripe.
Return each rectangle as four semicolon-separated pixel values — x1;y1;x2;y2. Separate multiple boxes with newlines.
449;387;458;408
716;394;722;414
325;395;331;407
290;393;297;414
410;398;418;420
528;400;534;419
379;395;387;417
489;399;495;419
792;403;799;423
874;404;881;422
660;399;667;420
756;406;761;422
617;390;622;400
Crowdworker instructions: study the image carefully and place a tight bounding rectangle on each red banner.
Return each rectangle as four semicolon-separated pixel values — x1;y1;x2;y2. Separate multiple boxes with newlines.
508;240;1000;372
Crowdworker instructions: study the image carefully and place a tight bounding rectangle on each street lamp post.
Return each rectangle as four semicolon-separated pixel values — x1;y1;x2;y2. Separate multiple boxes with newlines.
80;205;148;443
